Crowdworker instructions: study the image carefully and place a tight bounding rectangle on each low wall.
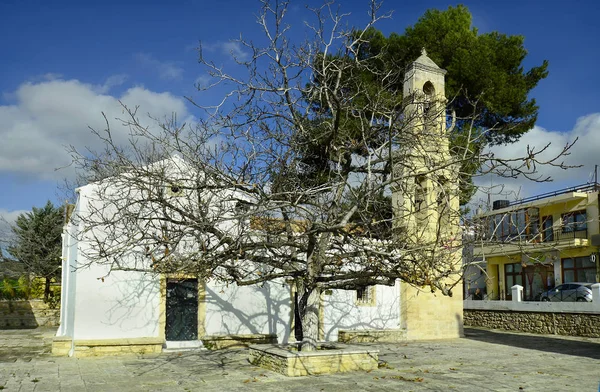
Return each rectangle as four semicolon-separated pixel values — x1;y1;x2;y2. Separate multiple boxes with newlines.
338;329;407;343
249;343;379;377
202;333;277;350
0;300;59;328
464;300;600;338
53;336;163;357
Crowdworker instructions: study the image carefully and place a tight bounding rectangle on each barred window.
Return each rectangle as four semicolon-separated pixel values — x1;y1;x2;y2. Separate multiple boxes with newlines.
356;286;376;306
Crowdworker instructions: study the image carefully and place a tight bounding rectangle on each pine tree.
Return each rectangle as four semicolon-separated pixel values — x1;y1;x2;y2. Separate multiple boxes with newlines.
8;201;64;302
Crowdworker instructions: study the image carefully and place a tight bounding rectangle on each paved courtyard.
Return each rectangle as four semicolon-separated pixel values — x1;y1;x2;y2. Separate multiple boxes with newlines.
0;327;599;391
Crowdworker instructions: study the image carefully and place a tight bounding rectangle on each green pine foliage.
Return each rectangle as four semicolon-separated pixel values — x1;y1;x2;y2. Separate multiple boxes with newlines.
8;201;64;302
355;5;548;144
303;5;548;205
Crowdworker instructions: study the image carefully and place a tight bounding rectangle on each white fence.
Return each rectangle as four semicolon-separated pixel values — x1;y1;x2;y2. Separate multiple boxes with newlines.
464;283;600;314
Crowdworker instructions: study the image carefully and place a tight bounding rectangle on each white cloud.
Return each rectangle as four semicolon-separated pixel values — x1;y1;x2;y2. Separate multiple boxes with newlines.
203;41;250;62
0;208;27;243
0;209;27;225
39;73;63;81
135;53;184;80
194;74;213;88
95;74;128;94
472;113;600;206
0;78;189;180
220;42;250;61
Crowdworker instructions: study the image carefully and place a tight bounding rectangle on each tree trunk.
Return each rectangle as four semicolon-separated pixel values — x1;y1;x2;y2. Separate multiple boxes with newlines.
299;287;320;351
44;277;51;303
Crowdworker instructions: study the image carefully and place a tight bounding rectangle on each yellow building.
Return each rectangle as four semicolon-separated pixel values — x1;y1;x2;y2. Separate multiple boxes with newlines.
473;184;600;300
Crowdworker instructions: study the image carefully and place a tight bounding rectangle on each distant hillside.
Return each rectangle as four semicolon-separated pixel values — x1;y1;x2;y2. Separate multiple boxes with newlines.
0;260;26;278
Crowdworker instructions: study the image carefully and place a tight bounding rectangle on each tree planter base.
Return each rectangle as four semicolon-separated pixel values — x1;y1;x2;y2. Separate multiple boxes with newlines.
249;343;379;377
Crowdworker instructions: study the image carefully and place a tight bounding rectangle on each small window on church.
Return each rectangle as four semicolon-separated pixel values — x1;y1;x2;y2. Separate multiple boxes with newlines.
415;175;426;212
423;81;435;96
422;81;435;116
356;286;376;306
167;183;184;197
436;178;448;209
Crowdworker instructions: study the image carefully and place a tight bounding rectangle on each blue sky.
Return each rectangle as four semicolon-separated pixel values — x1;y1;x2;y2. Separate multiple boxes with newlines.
1;0;599;225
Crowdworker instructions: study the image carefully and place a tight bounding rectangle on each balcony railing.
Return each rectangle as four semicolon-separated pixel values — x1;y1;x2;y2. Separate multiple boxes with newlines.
506;182;600;207
548;228;588;242
477;228;587;244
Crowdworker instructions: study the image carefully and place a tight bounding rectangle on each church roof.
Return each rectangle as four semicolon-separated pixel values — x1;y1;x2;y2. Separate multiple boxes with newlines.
407;48;447;75
414;48;440;69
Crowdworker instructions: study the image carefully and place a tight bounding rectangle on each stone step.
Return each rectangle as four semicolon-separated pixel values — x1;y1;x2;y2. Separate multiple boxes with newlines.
163;340;206;352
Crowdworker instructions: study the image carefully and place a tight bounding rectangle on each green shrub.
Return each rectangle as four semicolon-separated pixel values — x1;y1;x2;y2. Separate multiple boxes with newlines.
46;292;61;309
29;277;45;299
0;278;16;300
16;276;31;299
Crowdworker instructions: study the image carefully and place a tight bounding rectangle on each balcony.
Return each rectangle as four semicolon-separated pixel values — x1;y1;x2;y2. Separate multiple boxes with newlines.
472;229;589;258
503;183;599;208
549;228;588;242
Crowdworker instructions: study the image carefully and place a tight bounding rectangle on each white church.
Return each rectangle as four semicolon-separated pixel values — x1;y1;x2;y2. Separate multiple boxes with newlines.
53;51;463;357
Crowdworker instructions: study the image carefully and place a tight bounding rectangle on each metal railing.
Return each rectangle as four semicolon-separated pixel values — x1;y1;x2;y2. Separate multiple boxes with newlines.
507;183;600;207
465;287;593;302
478;228;587;244
465;290;492;301
547;228;588;242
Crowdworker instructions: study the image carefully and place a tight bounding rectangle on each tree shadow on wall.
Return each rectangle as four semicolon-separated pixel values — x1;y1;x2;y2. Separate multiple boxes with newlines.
103;273;162;334
204;281;292;343
322;289;401;341
464;327;600;360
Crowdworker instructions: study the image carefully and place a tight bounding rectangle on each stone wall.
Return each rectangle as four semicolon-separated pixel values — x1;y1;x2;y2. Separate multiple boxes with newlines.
0;300;59;329
338;329;407;343
52;336;163;357
464;309;600;338
202;333;277;350
249;343;379;377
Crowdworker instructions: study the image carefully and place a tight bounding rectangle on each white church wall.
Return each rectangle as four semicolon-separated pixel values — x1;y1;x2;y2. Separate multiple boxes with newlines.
64;220;79;337
57;217;79;337
71;260;161;340
62;184;161;340
322;281;401;342
60;162;402;344
204;280;292;344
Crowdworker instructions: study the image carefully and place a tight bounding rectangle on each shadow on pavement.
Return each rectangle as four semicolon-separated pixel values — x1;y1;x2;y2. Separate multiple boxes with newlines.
129;348;249;377
464;327;600;360
0;327;55;362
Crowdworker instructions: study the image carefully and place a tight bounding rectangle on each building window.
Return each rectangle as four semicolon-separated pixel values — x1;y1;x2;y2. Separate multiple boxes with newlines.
504;263;523;299
562;257;596;283
356;286;376;306
541;215;553;242
490;214;510;241
486;208;539;242
561;210;586;233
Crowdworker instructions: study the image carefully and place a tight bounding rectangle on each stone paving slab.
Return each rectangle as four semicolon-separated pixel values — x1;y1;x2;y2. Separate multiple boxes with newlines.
0;327;599;391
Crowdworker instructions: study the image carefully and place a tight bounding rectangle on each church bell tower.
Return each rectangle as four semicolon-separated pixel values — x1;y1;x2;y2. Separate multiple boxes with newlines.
394;49;463;340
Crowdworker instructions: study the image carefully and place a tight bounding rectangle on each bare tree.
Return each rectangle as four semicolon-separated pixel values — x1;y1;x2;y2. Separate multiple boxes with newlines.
66;0;575;350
